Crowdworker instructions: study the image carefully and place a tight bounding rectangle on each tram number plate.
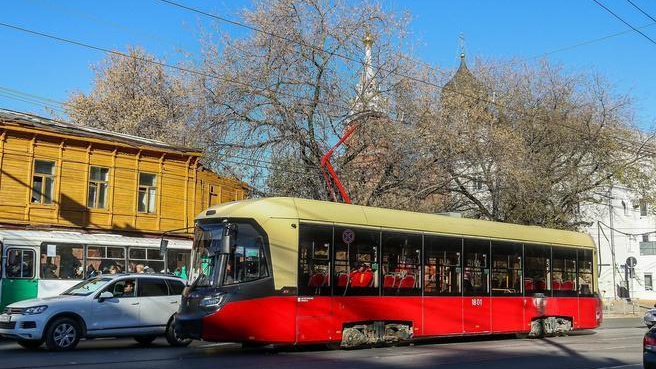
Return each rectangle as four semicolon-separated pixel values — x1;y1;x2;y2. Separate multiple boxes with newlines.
471;298;483;306
0;314;10;323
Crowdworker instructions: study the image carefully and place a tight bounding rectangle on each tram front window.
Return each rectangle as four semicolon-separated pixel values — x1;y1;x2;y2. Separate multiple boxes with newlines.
191;224;225;287
191;222;270;288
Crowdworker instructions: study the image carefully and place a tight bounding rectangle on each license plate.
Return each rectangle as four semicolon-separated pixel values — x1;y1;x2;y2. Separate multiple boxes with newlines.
0;314;10;323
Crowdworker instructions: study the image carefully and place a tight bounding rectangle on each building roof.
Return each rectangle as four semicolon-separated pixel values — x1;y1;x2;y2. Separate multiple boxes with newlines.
443;53;486;96
0;108;202;156
199;197;595;249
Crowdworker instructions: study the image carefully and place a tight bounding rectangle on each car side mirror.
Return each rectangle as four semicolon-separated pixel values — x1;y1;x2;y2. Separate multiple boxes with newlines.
98;291;113;302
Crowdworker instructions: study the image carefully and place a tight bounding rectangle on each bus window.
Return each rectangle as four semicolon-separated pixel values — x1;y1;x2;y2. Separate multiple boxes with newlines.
167;249;190;279
6;249;35;279
424;236;461;296
524;244;551;296
333;227;379;296
463;239;490;296
552;247;577;297
491;242;522;296
382;232;421;296
39;243;84;280
86;246;126;276
223;223;269;285
298;224;332;296
578;249;594;297
129;247;164;273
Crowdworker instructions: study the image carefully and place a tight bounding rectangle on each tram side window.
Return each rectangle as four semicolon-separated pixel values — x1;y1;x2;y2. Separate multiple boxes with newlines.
578;249;594;296
552;247;577;297
298;224;332;296
524;244;551;296
424;236;462;296
39;244;84;280
167;249;191;279
382;232;421;296
463;239;490;296
224;223;269;285
86;246;126;277
333;227;380;296
491;242;522;296
6;249;35;279
128;247;165;273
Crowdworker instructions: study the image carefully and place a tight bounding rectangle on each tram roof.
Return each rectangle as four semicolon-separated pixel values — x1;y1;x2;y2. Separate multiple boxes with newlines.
198;197;595;249
0;230;192;248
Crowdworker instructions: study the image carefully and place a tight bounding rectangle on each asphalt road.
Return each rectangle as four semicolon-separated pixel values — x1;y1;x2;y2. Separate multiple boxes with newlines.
0;318;646;369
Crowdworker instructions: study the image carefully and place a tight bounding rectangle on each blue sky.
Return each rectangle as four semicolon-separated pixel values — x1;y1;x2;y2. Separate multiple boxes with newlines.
1;0;655;129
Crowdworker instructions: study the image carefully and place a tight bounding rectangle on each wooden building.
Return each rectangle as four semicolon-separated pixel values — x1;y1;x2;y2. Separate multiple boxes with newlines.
0;108;247;235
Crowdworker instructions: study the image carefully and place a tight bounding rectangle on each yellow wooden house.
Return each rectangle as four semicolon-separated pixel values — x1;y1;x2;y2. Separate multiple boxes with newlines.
0;108;248;235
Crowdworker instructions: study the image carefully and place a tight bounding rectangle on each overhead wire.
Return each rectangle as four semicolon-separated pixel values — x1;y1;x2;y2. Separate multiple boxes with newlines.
1;10;656;204
625;0;656;24
153;1;656;157
591;0;656;45
1;18;654;169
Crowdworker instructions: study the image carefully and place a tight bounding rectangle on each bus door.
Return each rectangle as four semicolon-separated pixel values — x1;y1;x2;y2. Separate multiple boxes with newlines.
462;239;491;333
1;247;38;310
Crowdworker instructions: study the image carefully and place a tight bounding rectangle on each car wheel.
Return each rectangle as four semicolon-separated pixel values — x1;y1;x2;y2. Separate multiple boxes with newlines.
134;335;158;345
166;316;191;347
17;339;43;350
45;317;81;351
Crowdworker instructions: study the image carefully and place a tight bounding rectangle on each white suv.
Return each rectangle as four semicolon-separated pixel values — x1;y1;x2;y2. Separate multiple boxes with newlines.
0;274;191;351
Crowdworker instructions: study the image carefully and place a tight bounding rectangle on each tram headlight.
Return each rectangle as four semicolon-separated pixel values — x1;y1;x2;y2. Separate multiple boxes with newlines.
200;293;228;311
23;305;48;315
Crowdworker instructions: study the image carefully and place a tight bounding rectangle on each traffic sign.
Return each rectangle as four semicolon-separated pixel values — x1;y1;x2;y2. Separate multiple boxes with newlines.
627;256;637;268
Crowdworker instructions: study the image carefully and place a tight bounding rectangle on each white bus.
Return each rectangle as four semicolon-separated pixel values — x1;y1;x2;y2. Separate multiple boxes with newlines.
0;230;192;310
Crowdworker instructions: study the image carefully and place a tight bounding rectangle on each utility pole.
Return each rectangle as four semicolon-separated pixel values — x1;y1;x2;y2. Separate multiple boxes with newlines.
609;185;617;299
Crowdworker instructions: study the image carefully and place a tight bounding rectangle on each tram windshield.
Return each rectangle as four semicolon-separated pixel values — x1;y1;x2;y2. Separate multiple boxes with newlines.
191;221;269;288
191;223;225;287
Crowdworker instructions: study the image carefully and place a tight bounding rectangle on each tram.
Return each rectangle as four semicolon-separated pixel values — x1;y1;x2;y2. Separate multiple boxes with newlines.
0;230;191;310
175;197;602;347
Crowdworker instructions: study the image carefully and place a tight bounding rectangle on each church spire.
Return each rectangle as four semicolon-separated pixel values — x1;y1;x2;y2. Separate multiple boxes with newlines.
352;30;383;114
459;32;466;67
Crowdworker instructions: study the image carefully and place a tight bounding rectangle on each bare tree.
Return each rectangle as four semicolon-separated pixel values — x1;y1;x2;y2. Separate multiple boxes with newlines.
63;47;200;147
194;0;419;196
423;58;655;229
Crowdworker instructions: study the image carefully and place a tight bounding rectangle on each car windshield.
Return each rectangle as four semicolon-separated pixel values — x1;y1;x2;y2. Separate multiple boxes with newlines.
191;223;224;287
62;277;112;296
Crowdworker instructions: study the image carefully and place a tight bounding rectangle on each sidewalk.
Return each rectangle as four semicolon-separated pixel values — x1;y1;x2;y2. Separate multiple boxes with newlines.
603;298;650;319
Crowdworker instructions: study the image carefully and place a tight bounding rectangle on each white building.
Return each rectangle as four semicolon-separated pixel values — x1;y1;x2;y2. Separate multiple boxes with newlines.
583;185;656;301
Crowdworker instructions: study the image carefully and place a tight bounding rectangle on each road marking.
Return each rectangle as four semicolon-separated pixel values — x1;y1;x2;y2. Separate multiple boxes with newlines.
595;364;642;369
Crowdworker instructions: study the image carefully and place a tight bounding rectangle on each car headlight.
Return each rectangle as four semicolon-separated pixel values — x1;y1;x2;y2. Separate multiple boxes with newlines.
199;294;228;311
23;305;48;315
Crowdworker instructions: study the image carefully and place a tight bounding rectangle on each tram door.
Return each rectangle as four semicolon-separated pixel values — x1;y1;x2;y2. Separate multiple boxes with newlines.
1;247;38;310
296;225;335;343
462;239;491;333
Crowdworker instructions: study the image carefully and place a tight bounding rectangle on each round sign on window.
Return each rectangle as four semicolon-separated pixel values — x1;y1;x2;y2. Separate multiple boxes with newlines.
342;229;355;245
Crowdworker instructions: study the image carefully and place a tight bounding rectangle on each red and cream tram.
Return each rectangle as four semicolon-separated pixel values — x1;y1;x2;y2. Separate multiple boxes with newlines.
175;197;601;347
